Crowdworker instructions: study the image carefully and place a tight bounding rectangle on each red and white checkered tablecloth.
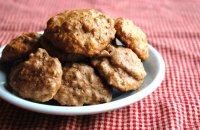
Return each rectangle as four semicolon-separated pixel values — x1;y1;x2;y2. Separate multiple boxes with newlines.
0;0;199;129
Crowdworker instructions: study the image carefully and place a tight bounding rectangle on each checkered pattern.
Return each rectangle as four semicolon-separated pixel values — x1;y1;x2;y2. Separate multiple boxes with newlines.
0;0;200;129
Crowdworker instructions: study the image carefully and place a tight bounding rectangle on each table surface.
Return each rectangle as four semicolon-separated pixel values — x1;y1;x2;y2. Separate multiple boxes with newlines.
0;0;199;129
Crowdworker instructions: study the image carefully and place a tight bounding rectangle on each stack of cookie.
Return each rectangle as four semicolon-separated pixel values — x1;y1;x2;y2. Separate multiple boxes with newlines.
1;9;149;106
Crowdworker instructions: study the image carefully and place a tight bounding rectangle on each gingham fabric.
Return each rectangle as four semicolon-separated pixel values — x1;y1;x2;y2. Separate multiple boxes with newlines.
0;0;199;129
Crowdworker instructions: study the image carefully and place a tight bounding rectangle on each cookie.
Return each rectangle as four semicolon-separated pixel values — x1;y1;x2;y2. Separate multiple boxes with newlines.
91;58;144;92
91;47;146;92
1;32;41;62
9;48;63;102
115;18;149;60
110;47;146;80
44;9;116;56
40;37;87;62
54;63;112;106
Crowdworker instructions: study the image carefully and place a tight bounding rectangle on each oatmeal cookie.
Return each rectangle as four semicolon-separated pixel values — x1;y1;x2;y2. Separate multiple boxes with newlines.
91;58;144;92
54;63;112;106
9;48;63;102
91;47;146;92
44;9;116;56
1;32;41;62
110;47;146;80
115;18;149;60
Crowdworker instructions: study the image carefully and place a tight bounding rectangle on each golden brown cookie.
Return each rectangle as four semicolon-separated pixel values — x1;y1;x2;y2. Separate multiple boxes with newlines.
115;18;149;60
40;37;87;62
9;48;63;102
54;63;112;106
44;9;116;56
110;47;146;80
1;32;41;62
91;47;146;92
91;58;144;92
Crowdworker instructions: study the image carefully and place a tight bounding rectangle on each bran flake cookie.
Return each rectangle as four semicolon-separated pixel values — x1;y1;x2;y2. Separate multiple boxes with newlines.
54;63;112;106
91;47;146;92
9;48;63;102
1;32;41;62
115;18;149;60
44;9;116;56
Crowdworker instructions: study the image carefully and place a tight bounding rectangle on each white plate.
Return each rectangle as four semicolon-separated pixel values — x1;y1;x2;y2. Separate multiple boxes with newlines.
0;44;165;116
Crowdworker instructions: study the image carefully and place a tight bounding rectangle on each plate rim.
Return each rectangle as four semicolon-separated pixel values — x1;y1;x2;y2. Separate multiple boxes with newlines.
0;44;165;116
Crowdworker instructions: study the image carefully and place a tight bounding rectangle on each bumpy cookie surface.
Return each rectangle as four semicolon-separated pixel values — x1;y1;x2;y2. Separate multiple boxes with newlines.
110;47;146;80
115;18;149;60
1;32;41;62
44;9;116;56
54;63;112;106
9;48;63;102
91;47;146;92
92;58;144;92
40;37;87;62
